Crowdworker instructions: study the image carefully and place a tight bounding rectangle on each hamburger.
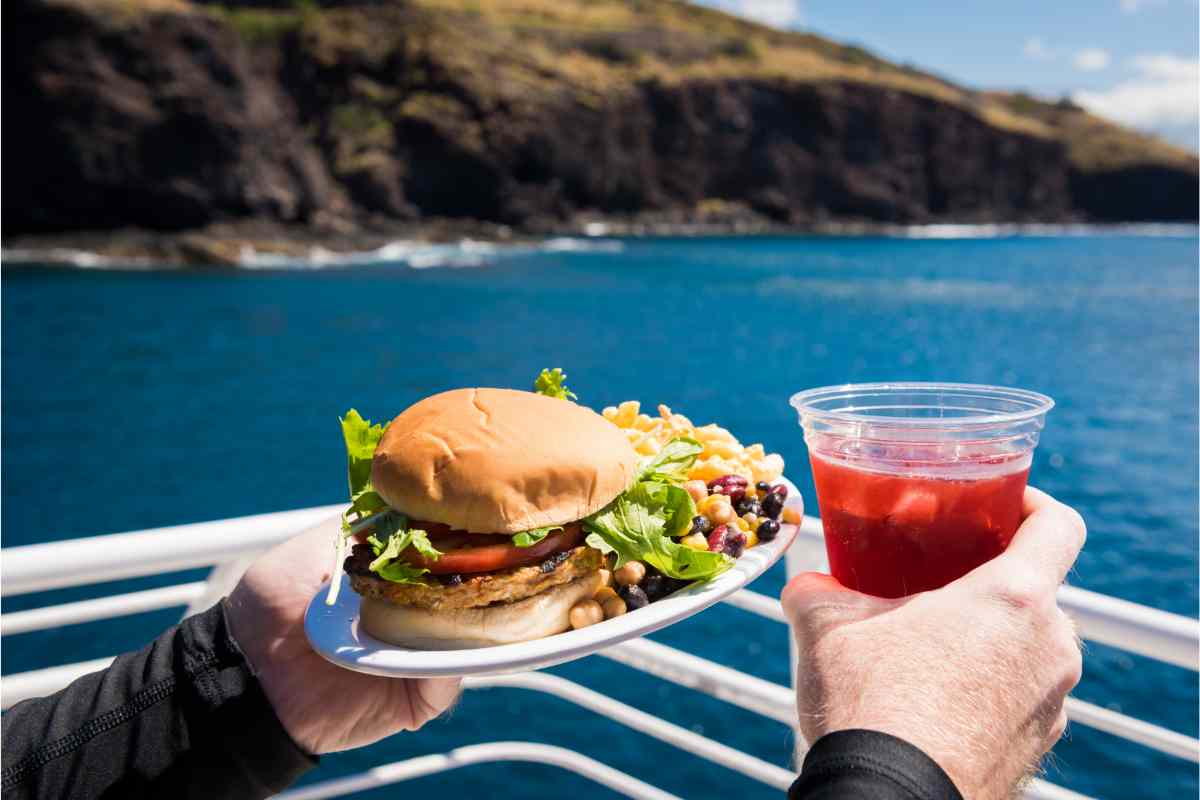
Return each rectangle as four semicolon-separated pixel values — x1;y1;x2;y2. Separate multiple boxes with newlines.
328;371;735;649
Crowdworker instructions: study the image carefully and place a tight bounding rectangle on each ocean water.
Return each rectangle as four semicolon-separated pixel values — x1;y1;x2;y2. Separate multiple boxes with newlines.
2;233;1197;799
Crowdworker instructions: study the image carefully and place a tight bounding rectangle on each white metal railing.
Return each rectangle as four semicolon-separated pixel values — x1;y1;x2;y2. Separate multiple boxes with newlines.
1;505;1197;799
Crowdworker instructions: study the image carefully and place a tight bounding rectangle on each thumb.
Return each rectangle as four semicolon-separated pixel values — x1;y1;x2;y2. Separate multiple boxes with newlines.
781;571;902;640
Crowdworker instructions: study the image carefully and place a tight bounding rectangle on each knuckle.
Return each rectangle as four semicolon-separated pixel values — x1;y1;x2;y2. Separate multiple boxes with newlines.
990;574;1053;613
1049;710;1069;742
1060;641;1084;691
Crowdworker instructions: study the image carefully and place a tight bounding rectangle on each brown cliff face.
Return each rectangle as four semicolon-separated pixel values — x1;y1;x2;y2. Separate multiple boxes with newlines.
4;0;1196;238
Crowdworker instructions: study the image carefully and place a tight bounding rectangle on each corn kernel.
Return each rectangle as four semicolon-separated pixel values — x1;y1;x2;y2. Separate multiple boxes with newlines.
602;406;617;421
693;424;732;443
613;400;640;428
745;528;759;548
681;533;708;550
703;440;742;460
633;413;656;431
782;506;803;525
734;517;750;532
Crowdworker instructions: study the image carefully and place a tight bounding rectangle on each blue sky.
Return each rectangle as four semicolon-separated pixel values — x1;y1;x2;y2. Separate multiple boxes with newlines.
696;1;1199;150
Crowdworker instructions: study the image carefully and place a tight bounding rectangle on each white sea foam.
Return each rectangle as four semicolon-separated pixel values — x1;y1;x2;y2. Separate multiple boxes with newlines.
884;223;1198;239
2;237;626;271
208;237;626;270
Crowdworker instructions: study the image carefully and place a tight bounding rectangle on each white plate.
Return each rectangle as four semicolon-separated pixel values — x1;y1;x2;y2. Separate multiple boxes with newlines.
304;476;802;677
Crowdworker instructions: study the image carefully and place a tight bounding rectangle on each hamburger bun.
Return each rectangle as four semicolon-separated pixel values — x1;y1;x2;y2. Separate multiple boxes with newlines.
359;571;604;649
371;388;639;533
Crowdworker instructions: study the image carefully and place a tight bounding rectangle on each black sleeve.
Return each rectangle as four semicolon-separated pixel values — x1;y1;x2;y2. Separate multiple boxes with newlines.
789;729;963;800
1;601;316;800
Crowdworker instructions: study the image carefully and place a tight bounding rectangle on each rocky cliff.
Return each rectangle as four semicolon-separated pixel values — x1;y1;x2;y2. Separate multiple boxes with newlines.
5;0;1197;244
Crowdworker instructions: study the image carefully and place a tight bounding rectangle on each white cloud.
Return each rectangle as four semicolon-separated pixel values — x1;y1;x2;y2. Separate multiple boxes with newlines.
1073;48;1112;71
702;1;803;29
1023;37;1054;60
1074;54;1199;143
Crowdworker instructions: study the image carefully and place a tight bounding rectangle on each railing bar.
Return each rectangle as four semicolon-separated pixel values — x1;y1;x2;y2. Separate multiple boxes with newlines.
0;583;208;636
722;589;786;622
1024;780;1094;800
7;651;1194;768
1065;697;1200;763
4;507;1194;671
1;503;345;597
468;672;796;790
273;742;682;800
599;637;797;725
723;586;1199;672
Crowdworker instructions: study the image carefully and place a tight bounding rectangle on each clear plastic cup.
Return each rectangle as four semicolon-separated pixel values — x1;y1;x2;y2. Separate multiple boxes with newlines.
790;383;1054;597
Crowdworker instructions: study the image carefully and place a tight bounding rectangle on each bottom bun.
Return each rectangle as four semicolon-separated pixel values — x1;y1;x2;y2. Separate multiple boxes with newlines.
359;571;603;650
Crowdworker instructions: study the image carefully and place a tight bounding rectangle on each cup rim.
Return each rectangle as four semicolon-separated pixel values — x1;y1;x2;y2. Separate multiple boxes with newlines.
789;382;1055;429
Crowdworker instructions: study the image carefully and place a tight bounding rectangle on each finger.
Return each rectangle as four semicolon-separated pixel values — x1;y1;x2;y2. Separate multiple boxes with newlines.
780;572;898;636
985;486;1086;590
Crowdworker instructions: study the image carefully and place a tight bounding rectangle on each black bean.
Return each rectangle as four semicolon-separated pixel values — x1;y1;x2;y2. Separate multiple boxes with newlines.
761;492;784;520
755;481;772;494
690;515;713;536
440;573;464;587
769;484;789;500
619;584;650;610
756;518;781;542
736;498;763;517
642;574;669;600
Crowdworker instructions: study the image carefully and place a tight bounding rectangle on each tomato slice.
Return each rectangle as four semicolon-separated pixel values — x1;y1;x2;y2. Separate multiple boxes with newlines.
401;522;585;575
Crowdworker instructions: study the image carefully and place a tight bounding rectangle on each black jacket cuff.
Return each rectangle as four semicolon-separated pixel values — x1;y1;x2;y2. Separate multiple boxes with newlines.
790;729;963;800
195;600;318;794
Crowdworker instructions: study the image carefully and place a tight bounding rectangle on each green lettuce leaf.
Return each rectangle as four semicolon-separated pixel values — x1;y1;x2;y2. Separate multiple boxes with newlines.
511;525;563;547
341;409;388;498
366;512;442;585
583;481;730;581
329;410;392;605
534;368;578;402
637;437;703;484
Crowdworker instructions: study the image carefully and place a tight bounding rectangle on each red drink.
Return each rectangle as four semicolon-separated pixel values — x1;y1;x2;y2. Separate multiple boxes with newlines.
811;454;1030;597
792;383;1054;599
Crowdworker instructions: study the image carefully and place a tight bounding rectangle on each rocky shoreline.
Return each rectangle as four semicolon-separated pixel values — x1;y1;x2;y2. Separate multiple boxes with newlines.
5;214;1196;270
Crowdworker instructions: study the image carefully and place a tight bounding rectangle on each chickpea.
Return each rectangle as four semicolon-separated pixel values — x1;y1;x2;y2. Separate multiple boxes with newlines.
683;479;709;504
569;599;604;630
614;560;646;587
707;501;735;526
597;568;613;587
601;595;627;619
594;586;619;604
782;506;803;525
743;513;759;528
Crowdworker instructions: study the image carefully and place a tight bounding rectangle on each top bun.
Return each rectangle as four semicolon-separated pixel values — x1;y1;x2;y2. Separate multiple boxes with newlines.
371;388;640;533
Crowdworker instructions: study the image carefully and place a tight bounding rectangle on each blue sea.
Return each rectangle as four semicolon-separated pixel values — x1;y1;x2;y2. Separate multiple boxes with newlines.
3;233;1197;799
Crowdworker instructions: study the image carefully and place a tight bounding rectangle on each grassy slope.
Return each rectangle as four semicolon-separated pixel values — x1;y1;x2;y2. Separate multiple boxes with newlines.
66;0;1200;174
